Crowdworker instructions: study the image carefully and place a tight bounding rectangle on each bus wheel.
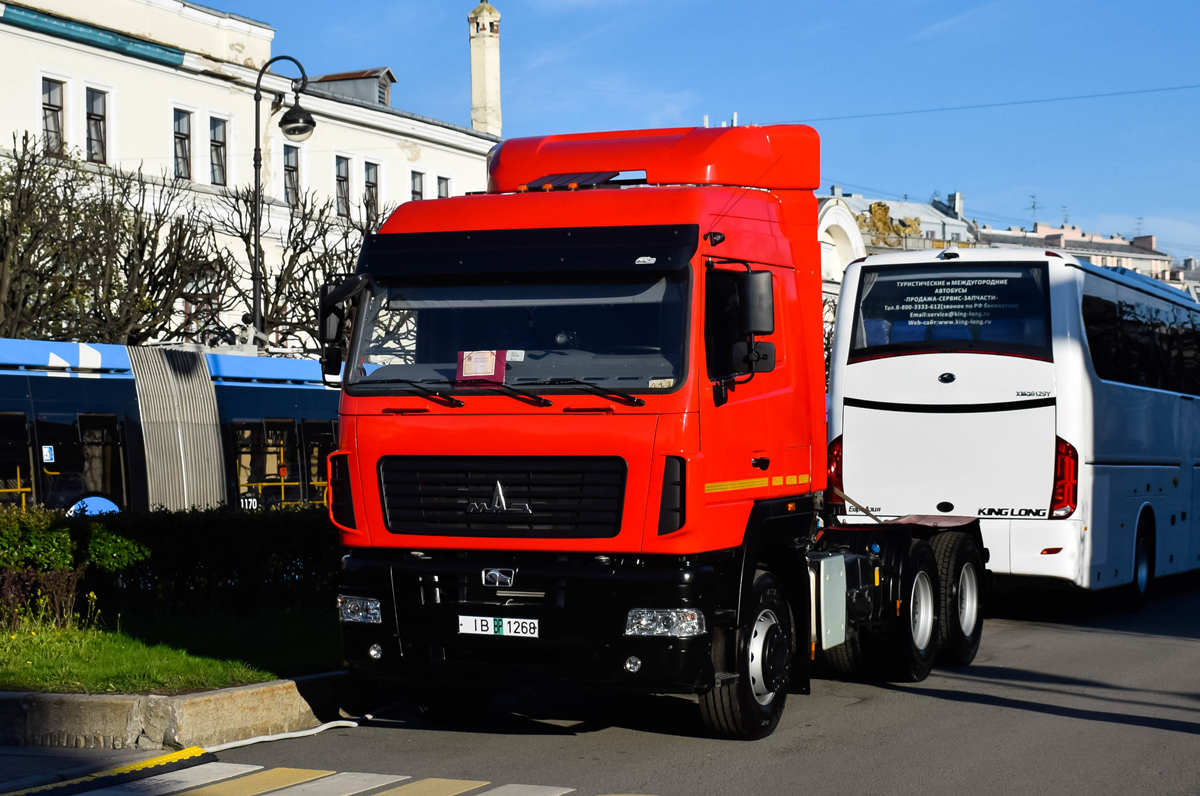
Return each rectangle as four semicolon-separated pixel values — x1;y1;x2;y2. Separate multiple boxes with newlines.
886;539;939;682
699;570;792;740
931;532;983;666
1124;515;1155;612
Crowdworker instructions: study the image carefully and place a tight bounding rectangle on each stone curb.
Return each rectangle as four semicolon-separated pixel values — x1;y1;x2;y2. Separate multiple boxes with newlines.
0;671;347;751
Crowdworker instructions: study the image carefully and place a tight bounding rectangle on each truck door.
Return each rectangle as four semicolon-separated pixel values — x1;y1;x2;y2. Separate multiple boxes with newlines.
699;264;782;508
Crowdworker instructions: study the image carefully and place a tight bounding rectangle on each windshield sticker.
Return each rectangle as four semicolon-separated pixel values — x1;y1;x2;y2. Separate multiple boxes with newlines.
635;256;657;265
457;350;506;383
649;378;674;389
506;350;526;362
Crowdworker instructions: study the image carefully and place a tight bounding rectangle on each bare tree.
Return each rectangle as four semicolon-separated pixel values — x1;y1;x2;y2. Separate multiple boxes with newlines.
68;167;234;345
0;134;93;339
212;186;392;349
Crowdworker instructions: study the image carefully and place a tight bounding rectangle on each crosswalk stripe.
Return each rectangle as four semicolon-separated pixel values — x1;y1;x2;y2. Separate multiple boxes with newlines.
475;786;574;796
370;779;490;796
84;763;262;796
265;773;409;796
167;768;335;796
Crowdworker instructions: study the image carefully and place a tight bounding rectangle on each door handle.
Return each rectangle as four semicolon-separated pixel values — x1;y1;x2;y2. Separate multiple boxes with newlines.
751;457;770;471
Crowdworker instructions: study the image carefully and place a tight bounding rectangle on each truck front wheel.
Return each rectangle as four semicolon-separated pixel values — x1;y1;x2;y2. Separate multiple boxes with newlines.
886;539;939;682
699;570;792;740
931;531;983;666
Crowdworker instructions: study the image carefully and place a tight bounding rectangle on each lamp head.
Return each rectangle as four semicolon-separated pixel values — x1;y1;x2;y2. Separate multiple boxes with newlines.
279;100;315;142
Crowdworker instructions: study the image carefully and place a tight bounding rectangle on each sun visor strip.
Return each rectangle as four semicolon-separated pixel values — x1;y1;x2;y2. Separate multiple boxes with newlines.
356;224;699;278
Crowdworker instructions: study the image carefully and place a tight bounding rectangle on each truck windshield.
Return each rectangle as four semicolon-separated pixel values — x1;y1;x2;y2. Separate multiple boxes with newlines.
849;263;1052;362
347;272;689;393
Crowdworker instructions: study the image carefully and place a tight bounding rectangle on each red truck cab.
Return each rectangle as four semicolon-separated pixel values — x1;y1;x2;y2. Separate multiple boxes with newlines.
322;125;985;739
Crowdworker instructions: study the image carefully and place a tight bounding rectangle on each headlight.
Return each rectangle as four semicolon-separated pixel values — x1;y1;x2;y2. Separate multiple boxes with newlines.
624;608;706;637
338;595;382;624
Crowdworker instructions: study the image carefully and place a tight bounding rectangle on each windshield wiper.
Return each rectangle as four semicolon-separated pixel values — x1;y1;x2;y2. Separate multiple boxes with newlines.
522;378;646;407
457;381;552;407
363;378;464;408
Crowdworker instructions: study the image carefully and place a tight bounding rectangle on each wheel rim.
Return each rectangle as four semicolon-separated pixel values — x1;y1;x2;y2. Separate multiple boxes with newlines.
747;608;787;705
1135;537;1150;594
958;562;979;635
910;571;934;650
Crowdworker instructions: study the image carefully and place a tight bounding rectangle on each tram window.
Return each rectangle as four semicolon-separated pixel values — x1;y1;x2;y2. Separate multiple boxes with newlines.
301;420;338;505
232;420;302;509
35;414;125;510
0;414;34;509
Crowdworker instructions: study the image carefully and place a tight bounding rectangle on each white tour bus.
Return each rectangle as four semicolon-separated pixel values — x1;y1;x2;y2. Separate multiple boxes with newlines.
828;247;1200;602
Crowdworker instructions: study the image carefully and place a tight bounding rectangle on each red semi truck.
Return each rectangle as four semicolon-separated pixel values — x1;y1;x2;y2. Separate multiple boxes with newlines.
319;125;988;739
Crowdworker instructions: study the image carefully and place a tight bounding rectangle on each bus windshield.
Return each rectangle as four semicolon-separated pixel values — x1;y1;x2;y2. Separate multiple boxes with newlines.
850;263;1052;361
347;271;689;393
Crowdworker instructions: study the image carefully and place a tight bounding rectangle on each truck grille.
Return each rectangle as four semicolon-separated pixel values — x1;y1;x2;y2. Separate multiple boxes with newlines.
378;456;627;538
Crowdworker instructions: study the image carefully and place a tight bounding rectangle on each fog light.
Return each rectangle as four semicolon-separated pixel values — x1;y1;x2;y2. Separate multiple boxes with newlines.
368;644;383;660
624;608;706;637
338;595;382;624
624;656;642;673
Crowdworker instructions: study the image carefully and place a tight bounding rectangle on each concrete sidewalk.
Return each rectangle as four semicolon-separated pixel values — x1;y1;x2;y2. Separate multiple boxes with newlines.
0;745;159;792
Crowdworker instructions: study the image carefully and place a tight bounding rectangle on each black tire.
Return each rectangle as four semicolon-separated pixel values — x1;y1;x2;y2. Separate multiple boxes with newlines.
1123;514;1154;612
931;532;984;667
884;539;939;682
823;626;876;680
699;570;792;740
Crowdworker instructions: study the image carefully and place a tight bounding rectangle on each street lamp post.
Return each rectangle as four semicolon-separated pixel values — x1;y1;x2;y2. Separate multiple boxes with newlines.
249;55;316;341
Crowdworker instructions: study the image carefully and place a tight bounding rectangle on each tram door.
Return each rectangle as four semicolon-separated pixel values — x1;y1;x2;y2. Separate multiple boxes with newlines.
0;414;34;510
301;420;338;505
231;420;302;509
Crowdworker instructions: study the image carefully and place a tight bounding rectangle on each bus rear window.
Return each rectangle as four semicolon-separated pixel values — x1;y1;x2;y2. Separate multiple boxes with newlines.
850;263;1052;361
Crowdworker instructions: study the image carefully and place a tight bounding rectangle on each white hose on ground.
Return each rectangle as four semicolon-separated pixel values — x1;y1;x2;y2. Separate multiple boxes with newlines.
206;716;370;753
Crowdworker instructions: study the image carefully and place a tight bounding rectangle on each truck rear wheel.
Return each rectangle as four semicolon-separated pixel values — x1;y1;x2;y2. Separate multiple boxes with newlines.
931;532;983;666
885;539;939;682
699;570;792;740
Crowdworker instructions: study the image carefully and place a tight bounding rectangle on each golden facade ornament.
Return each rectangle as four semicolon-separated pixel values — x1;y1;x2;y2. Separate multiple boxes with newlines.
855;201;922;247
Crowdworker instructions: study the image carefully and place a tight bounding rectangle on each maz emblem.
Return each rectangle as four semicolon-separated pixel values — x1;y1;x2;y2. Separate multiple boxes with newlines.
482;568;515;587
468;481;532;515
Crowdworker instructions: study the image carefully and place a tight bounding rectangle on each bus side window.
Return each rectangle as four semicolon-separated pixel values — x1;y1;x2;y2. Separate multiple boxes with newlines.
1181;307;1200;396
301;420;338;505
0;413;34;510
1081;295;1121;382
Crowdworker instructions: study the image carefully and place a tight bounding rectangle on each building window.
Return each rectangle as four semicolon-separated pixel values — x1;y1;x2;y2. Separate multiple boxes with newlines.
85;89;106;164
173;109;192;180
437;176;450;199
210;118;227;186
41;79;64;156
335;156;350;218
1101;257;1108;266
411;171;424;201
283;145;299;207
364;162;379;221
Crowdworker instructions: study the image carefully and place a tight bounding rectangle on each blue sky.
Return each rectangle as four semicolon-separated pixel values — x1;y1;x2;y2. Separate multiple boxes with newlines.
239;0;1200;259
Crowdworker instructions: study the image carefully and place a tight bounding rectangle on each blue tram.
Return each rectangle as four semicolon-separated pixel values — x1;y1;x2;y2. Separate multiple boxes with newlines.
0;338;338;513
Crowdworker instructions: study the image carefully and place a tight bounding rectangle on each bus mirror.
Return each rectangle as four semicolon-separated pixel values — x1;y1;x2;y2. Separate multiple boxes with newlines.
321;344;343;377
739;270;774;336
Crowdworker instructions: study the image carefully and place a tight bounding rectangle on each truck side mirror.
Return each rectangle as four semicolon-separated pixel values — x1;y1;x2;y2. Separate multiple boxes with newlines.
318;283;344;345
321;344;343;377
738;270;774;336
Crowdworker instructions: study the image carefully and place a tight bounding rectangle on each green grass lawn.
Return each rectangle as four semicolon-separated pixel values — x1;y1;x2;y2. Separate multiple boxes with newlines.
0;623;277;694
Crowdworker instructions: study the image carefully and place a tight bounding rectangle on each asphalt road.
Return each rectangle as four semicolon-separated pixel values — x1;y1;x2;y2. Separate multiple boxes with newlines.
220;574;1200;796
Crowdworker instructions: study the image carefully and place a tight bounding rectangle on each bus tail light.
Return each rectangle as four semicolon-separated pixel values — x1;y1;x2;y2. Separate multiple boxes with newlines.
827;436;844;504
1050;437;1078;519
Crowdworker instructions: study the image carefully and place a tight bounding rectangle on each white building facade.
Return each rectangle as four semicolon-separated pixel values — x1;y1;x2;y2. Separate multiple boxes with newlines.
0;0;499;336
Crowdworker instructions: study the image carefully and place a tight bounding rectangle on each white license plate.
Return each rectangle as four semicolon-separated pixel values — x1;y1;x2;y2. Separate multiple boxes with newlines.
458;615;539;638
